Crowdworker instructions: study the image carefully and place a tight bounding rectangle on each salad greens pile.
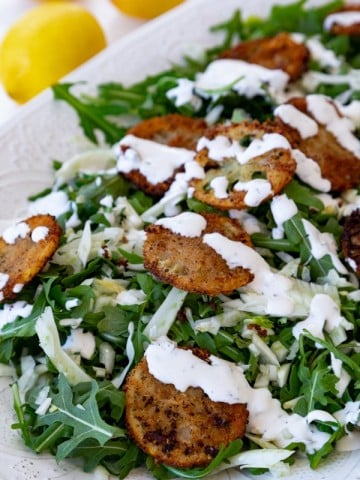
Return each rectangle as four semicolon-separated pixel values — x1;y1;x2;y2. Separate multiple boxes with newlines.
1;0;360;479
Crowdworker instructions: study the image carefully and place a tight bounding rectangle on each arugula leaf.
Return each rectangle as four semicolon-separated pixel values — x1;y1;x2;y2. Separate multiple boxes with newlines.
298;353;338;411
164;439;243;478
52;83;126;144
283;213;336;279
307;426;344;469
37;375;123;462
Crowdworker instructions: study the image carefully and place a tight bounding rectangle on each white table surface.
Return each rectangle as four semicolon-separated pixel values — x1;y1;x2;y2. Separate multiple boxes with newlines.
0;0;148;126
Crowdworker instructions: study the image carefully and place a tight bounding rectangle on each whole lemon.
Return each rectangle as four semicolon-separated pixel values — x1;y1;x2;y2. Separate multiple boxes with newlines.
0;3;106;103
111;0;185;19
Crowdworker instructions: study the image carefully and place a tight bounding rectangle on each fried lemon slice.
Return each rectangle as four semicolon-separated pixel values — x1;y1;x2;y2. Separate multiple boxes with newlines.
124;348;248;468
190;121;295;210
0;215;62;302
324;5;360;36
143;212;254;295
219;32;309;81
273;96;360;192
117;114;207;196
342;209;360;276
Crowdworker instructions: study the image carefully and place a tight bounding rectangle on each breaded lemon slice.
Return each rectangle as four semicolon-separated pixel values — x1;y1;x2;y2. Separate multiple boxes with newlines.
0;215;62;302
324;5;360;36
124;347;248;468
117;114;207;196
273;96;360;191
191;121;295;210
143;212;254;295
219;32;309;81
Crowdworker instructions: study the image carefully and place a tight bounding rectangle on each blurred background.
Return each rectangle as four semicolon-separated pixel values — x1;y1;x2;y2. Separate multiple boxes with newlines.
0;0;185;126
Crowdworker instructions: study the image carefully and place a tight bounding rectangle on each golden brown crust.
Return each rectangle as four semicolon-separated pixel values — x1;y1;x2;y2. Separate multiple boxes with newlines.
124;349;248;468
326;5;360;36
128;114;207;150
219;32;310;81
341;209;360;276
190;121;296;210
0;215;62;302
120;114;207;196
143;212;254;296
272;96;360;192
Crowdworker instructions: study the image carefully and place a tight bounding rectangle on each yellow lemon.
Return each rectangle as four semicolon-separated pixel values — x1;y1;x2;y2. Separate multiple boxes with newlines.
111;0;185;19
0;2;106;103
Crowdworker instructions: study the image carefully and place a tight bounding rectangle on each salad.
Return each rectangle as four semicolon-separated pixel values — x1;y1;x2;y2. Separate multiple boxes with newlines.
0;0;360;479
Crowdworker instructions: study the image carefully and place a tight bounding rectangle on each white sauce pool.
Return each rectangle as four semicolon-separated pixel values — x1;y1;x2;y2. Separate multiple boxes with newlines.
292;293;352;341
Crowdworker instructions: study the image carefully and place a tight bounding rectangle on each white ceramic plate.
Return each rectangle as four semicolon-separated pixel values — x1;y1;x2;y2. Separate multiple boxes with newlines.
0;0;360;479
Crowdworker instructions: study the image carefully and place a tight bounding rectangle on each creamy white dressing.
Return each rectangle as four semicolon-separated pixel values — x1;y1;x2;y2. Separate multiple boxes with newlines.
210;176;229;198
31;226;49;243
324;11;360;30
302;70;360;99
338;100;360;128
195;59;289;99
302;219;347;274
197;134;243;162
270;194;298;226
236;133;291;165
166;78;202;110
306;94;360;158
233;178;273;206
2;222;29;244
306;410;336;424
306;36;342;70
184;160;205;180
229;210;262;235
0;272;9;290
13;283;24;294
334;401;360;427
292;293;351;341
116;134;195;185
203;232;294;316
292;149;331;192
0;301;33;329
270;194;298;239
29;190;72;218
198;132;290;167
156;211;207;237
274;104;319;139
145;337;330;453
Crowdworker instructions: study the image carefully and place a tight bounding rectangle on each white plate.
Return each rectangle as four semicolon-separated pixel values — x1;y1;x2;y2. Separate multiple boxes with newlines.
0;0;360;479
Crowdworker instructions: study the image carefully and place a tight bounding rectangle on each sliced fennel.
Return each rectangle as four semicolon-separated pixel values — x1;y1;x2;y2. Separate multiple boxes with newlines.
35;307;91;385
